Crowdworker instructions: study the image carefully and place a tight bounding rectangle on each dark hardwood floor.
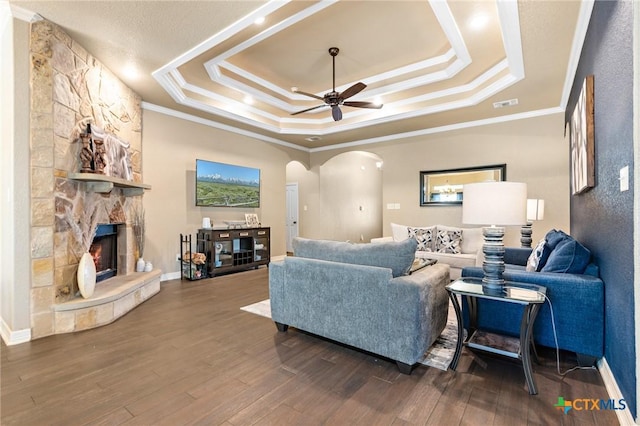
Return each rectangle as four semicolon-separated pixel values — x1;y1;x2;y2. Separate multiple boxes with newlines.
1;268;618;425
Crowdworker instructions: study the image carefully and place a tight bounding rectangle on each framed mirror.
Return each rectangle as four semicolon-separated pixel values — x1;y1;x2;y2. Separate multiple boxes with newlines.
420;164;506;206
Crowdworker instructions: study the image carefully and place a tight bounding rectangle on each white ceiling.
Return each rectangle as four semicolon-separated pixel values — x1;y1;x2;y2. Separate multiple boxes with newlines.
9;0;593;151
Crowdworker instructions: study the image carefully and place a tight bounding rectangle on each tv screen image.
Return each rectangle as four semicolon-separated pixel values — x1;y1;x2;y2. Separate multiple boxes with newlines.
196;159;260;207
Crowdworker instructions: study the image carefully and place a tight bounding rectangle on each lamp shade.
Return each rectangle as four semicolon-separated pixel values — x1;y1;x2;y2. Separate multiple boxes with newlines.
526;199;545;221
462;181;527;226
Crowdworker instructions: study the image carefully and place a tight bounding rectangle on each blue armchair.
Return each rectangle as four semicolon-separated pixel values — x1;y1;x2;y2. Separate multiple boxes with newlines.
461;245;604;363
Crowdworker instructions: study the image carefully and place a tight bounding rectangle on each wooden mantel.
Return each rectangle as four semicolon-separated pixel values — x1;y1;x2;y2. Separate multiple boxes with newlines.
68;173;151;196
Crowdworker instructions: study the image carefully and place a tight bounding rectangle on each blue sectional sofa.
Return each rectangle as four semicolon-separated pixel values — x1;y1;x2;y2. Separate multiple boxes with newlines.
269;237;451;374
461;230;604;363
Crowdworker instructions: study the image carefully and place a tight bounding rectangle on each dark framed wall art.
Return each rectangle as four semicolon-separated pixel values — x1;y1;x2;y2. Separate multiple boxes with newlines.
570;74;595;195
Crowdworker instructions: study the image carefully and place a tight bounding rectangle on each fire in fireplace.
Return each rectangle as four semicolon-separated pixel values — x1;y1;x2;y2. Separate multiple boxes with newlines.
90;224;118;283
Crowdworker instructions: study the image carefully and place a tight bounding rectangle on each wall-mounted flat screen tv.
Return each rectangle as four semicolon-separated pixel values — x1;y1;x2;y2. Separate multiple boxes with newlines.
196;159;260;207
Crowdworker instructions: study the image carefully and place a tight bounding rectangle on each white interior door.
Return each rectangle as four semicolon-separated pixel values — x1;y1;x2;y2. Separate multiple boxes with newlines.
285;183;299;252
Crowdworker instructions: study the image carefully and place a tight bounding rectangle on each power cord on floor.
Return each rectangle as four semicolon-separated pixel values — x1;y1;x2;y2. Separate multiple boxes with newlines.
537;291;597;376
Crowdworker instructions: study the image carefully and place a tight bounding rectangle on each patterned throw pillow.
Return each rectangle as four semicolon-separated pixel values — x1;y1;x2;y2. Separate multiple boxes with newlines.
407;226;434;252
526;238;546;272
435;228;462;254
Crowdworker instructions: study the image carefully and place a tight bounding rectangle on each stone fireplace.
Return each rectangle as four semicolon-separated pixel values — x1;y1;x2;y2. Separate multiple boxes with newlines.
29;19;160;338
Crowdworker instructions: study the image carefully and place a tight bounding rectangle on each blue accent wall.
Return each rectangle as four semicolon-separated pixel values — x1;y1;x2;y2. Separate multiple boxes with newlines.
565;0;635;417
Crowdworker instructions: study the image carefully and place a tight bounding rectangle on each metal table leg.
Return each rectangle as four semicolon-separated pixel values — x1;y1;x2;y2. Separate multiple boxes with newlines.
520;303;542;395
448;291;464;371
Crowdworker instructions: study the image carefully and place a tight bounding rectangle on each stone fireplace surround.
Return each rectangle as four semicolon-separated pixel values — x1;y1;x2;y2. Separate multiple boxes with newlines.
29;18;160;338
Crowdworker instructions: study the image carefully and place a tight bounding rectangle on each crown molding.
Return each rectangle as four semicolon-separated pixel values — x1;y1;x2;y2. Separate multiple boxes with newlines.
560;0;596;109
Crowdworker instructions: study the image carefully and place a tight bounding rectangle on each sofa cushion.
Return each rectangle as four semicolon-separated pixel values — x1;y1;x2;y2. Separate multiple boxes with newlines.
435;226;462;254
420;251;476;270
408;226;435;251
292;237;417;278
541;231;591;274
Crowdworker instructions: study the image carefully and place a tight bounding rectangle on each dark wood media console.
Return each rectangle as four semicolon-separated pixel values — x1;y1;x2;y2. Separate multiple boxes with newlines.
197;227;270;277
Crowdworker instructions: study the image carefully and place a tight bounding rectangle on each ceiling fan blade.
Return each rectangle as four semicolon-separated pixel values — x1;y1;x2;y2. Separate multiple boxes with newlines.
292;88;325;102
342;101;383;109
291;104;327;115
331;105;342;121
339;82;366;100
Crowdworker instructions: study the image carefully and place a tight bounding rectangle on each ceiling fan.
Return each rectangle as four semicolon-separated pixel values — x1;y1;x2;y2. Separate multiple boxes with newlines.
291;47;383;121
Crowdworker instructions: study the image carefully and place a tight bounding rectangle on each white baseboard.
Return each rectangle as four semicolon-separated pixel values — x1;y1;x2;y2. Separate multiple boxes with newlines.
0;318;31;346
161;271;181;282
161;257;280;283
598;357;637;425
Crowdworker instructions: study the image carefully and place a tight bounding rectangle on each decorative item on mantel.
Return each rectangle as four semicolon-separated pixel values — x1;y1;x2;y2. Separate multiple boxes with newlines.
78;124;105;175
132;204;146;272
64;192;105;299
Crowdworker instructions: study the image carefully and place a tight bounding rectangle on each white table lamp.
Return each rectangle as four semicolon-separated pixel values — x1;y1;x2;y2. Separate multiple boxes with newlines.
463;181;527;289
520;199;545;248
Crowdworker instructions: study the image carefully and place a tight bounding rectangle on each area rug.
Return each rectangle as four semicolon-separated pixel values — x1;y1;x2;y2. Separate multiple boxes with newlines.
240;299;457;371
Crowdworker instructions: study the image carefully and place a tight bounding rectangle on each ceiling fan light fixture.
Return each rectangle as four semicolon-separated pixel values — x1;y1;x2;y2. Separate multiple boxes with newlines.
291;47;383;121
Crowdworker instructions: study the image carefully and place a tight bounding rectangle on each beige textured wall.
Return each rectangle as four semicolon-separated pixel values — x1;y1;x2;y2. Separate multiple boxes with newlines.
142;109;306;275
308;113;570;247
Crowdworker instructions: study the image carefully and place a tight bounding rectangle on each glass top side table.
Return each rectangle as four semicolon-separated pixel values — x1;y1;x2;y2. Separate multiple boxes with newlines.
446;277;547;395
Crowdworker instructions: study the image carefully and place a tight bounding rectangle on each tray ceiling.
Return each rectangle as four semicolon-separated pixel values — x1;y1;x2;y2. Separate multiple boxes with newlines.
9;0;592;151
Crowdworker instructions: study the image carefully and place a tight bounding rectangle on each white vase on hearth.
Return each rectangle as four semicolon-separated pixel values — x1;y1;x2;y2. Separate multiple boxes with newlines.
136;257;145;272
77;252;96;299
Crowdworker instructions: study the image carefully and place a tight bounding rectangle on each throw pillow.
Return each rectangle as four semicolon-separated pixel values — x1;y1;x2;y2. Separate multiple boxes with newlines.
527;229;566;271
407;226;435;252
526;238;546;272
435;227;462;254
540;233;591;274
460;227;483;254
391;223;409;241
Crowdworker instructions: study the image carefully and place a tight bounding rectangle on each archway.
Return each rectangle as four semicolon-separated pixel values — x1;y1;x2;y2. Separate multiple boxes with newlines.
286;152;384;242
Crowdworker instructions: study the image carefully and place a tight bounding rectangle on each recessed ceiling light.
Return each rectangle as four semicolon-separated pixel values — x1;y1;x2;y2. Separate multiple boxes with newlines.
493;98;519;109
469;14;489;31
243;95;254;105
305;136;322;142
122;64;139;80
254;16;265;25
